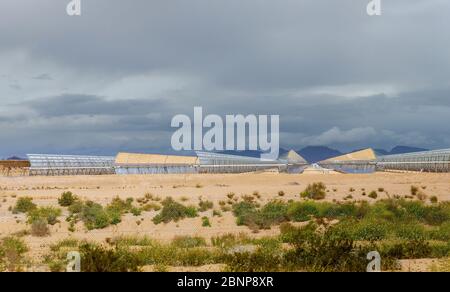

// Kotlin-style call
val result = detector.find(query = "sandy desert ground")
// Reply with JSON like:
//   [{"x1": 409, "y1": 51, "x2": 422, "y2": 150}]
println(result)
[{"x1": 0, "y1": 171, "x2": 449, "y2": 271}]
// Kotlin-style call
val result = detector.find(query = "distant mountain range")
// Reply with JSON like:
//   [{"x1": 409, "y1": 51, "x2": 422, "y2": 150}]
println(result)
[
  {"x1": 219, "y1": 145, "x2": 429, "y2": 164},
  {"x1": 2, "y1": 156, "x2": 27, "y2": 161}
]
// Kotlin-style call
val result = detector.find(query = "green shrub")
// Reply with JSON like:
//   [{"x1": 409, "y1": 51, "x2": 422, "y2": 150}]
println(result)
[
  {"x1": 0, "y1": 237, "x2": 29, "y2": 272},
  {"x1": 410, "y1": 185, "x2": 419, "y2": 196},
  {"x1": 172, "y1": 236, "x2": 207, "y2": 248},
  {"x1": 152, "y1": 197, "x2": 198, "y2": 224},
  {"x1": 211, "y1": 234, "x2": 242, "y2": 249},
  {"x1": 131, "y1": 207, "x2": 142, "y2": 216},
  {"x1": 300, "y1": 183, "x2": 326, "y2": 200},
  {"x1": 368, "y1": 191, "x2": 378, "y2": 199},
  {"x1": 198, "y1": 200, "x2": 214, "y2": 212},
  {"x1": 258, "y1": 201, "x2": 289, "y2": 226},
  {"x1": 287, "y1": 201, "x2": 319, "y2": 222},
  {"x1": 202, "y1": 216, "x2": 211, "y2": 227},
  {"x1": 68, "y1": 200, "x2": 84, "y2": 214},
  {"x1": 281, "y1": 223, "x2": 371, "y2": 272},
  {"x1": 222, "y1": 247, "x2": 283, "y2": 272},
  {"x1": 353, "y1": 220, "x2": 389, "y2": 241},
  {"x1": 58, "y1": 191, "x2": 78, "y2": 207},
  {"x1": 106, "y1": 197, "x2": 133, "y2": 214},
  {"x1": 233, "y1": 201, "x2": 288, "y2": 229},
  {"x1": 429, "y1": 222, "x2": 450, "y2": 241},
  {"x1": 380, "y1": 239, "x2": 432, "y2": 260},
  {"x1": 141, "y1": 203, "x2": 161, "y2": 212},
  {"x1": 81, "y1": 201, "x2": 111, "y2": 230},
  {"x1": 393, "y1": 223, "x2": 427, "y2": 240},
  {"x1": 30, "y1": 218, "x2": 50, "y2": 237},
  {"x1": 13, "y1": 197, "x2": 36, "y2": 214},
  {"x1": 79, "y1": 243, "x2": 143, "y2": 272},
  {"x1": 27, "y1": 207, "x2": 62, "y2": 226}
]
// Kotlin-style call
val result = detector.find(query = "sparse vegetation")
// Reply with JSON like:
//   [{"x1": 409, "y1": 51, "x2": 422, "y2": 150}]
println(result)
[
  {"x1": 201, "y1": 216, "x2": 211, "y2": 227},
  {"x1": 28, "y1": 206, "x2": 62, "y2": 226},
  {"x1": 30, "y1": 218, "x2": 50, "y2": 237},
  {"x1": 152, "y1": 197, "x2": 198, "y2": 224},
  {"x1": 198, "y1": 200, "x2": 214, "y2": 212},
  {"x1": 58, "y1": 191, "x2": 78, "y2": 207},
  {"x1": 0, "y1": 237, "x2": 29, "y2": 272},
  {"x1": 368, "y1": 191, "x2": 378, "y2": 199},
  {"x1": 300, "y1": 183, "x2": 326, "y2": 200},
  {"x1": 13, "y1": 197, "x2": 36, "y2": 214}
]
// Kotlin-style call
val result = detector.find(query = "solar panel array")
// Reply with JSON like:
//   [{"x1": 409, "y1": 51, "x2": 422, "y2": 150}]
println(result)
[
  {"x1": 27, "y1": 154, "x2": 115, "y2": 176},
  {"x1": 196, "y1": 151, "x2": 290, "y2": 173},
  {"x1": 376, "y1": 149, "x2": 450, "y2": 172}
]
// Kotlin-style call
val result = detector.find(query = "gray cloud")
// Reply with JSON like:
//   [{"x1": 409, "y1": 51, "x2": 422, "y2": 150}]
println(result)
[
  {"x1": 32, "y1": 73, "x2": 53, "y2": 81},
  {"x1": 0, "y1": 0, "x2": 450, "y2": 156}
]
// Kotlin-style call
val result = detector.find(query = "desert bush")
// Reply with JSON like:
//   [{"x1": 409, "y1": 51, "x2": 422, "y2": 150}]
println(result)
[
  {"x1": 137, "y1": 244, "x2": 220, "y2": 267},
  {"x1": 430, "y1": 196, "x2": 438, "y2": 204},
  {"x1": 227, "y1": 193, "x2": 235, "y2": 199},
  {"x1": 368, "y1": 191, "x2": 378, "y2": 199},
  {"x1": 202, "y1": 216, "x2": 211, "y2": 227},
  {"x1": 141, "y1": 203, "x2": 161, "y2": 212},
  {"x1": 58, "y1": 191, "x2": 78, "y2": 207},
  {"x1": 30, "y1": 218, "x2": 50, "y2": 237},
  {"x1": 68, "y1": 200, "x2": 84, "y2": 214},
  {"x1": 278, "y1": 191, "x2": 285, "y2": 197},
  {"x1": 410, "y1": 185, "x2": 419, "y2": 196},
  {"x1": 13, "y1": 197, "x2": 36, "y2": 214},
  {"x1": 393, "y1": 223, "x2": 427, "y2": 240},
  {"x1": 130, "y1": 207, "x2": 142, "y2": 216},
  {"x1": 106, "y1": 197, "x2": 133, "y2": 215},
  {"x1": 287, "y1": 201, "x2": 319, "y2": 222},
  {"x1": 233, "y1": 201, "x2": 288, "y2": 230},
  {"x1": 222, "y1": 247, "x2": 283, "y2": 272},
  {"x1": 352, "y1": 219, "x2": 389, "y2": 241},
  {"x1": 380, "y1": 239, "x2": 432, "y2": 260},
  {"x1": 300, "y1": 183, "x2": 326, "y2": 200},
  {"x1": 172, "y1": 236, "x2": 207, "y2": 248},
  {"x1": 429, "y1": 222, "x2": 450, "y2": 241},
  {"x1": 0, "y1": 237, "x2": 29, "y2": 272},
  {"x1": 152, "y1": 197, "x2": 198, "y2": 224},
  {"x1": 78, "y1": 243, "x2": 143, "y2": 272},
  {"x1": 281, "y1": 223, "x2": 371, "y2": 272},
  {"x1": 80, "y1": 201, "x2": 111, "y2": 230},
  {"x1": 211, "y1": 234, "x2": 242, "y2": 249},
  {"x1": 258, "y1": 201, "x2": 289, "y2": 227},
  {"x1": 198, "y1": 200, "x2": 214, "y2": 212},
  {"x1": 27, "y1": 206, "x2": 62, "y2": 226}
]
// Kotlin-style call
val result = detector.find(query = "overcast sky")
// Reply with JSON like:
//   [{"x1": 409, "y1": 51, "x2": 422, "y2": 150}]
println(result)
[{"x1": 1, "y1": 0, "x2": 449, "y2": 157}]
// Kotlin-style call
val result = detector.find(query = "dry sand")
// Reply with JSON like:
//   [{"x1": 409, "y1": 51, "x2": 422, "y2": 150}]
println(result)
[{"x1": 0, "y1": 172, "x2": 449, "y2": 271}]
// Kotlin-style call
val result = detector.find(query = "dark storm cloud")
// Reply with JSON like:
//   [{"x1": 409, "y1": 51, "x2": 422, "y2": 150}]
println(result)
[
  {"x1": 0, "y1": 0, "x2": 450, "y2": 156},
  {"x1": 32, "y1": 73, "x2": 53, "y2": 81},
  {"x1": 24, "y1": 94, "x2": 169, "y2": 117}
]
